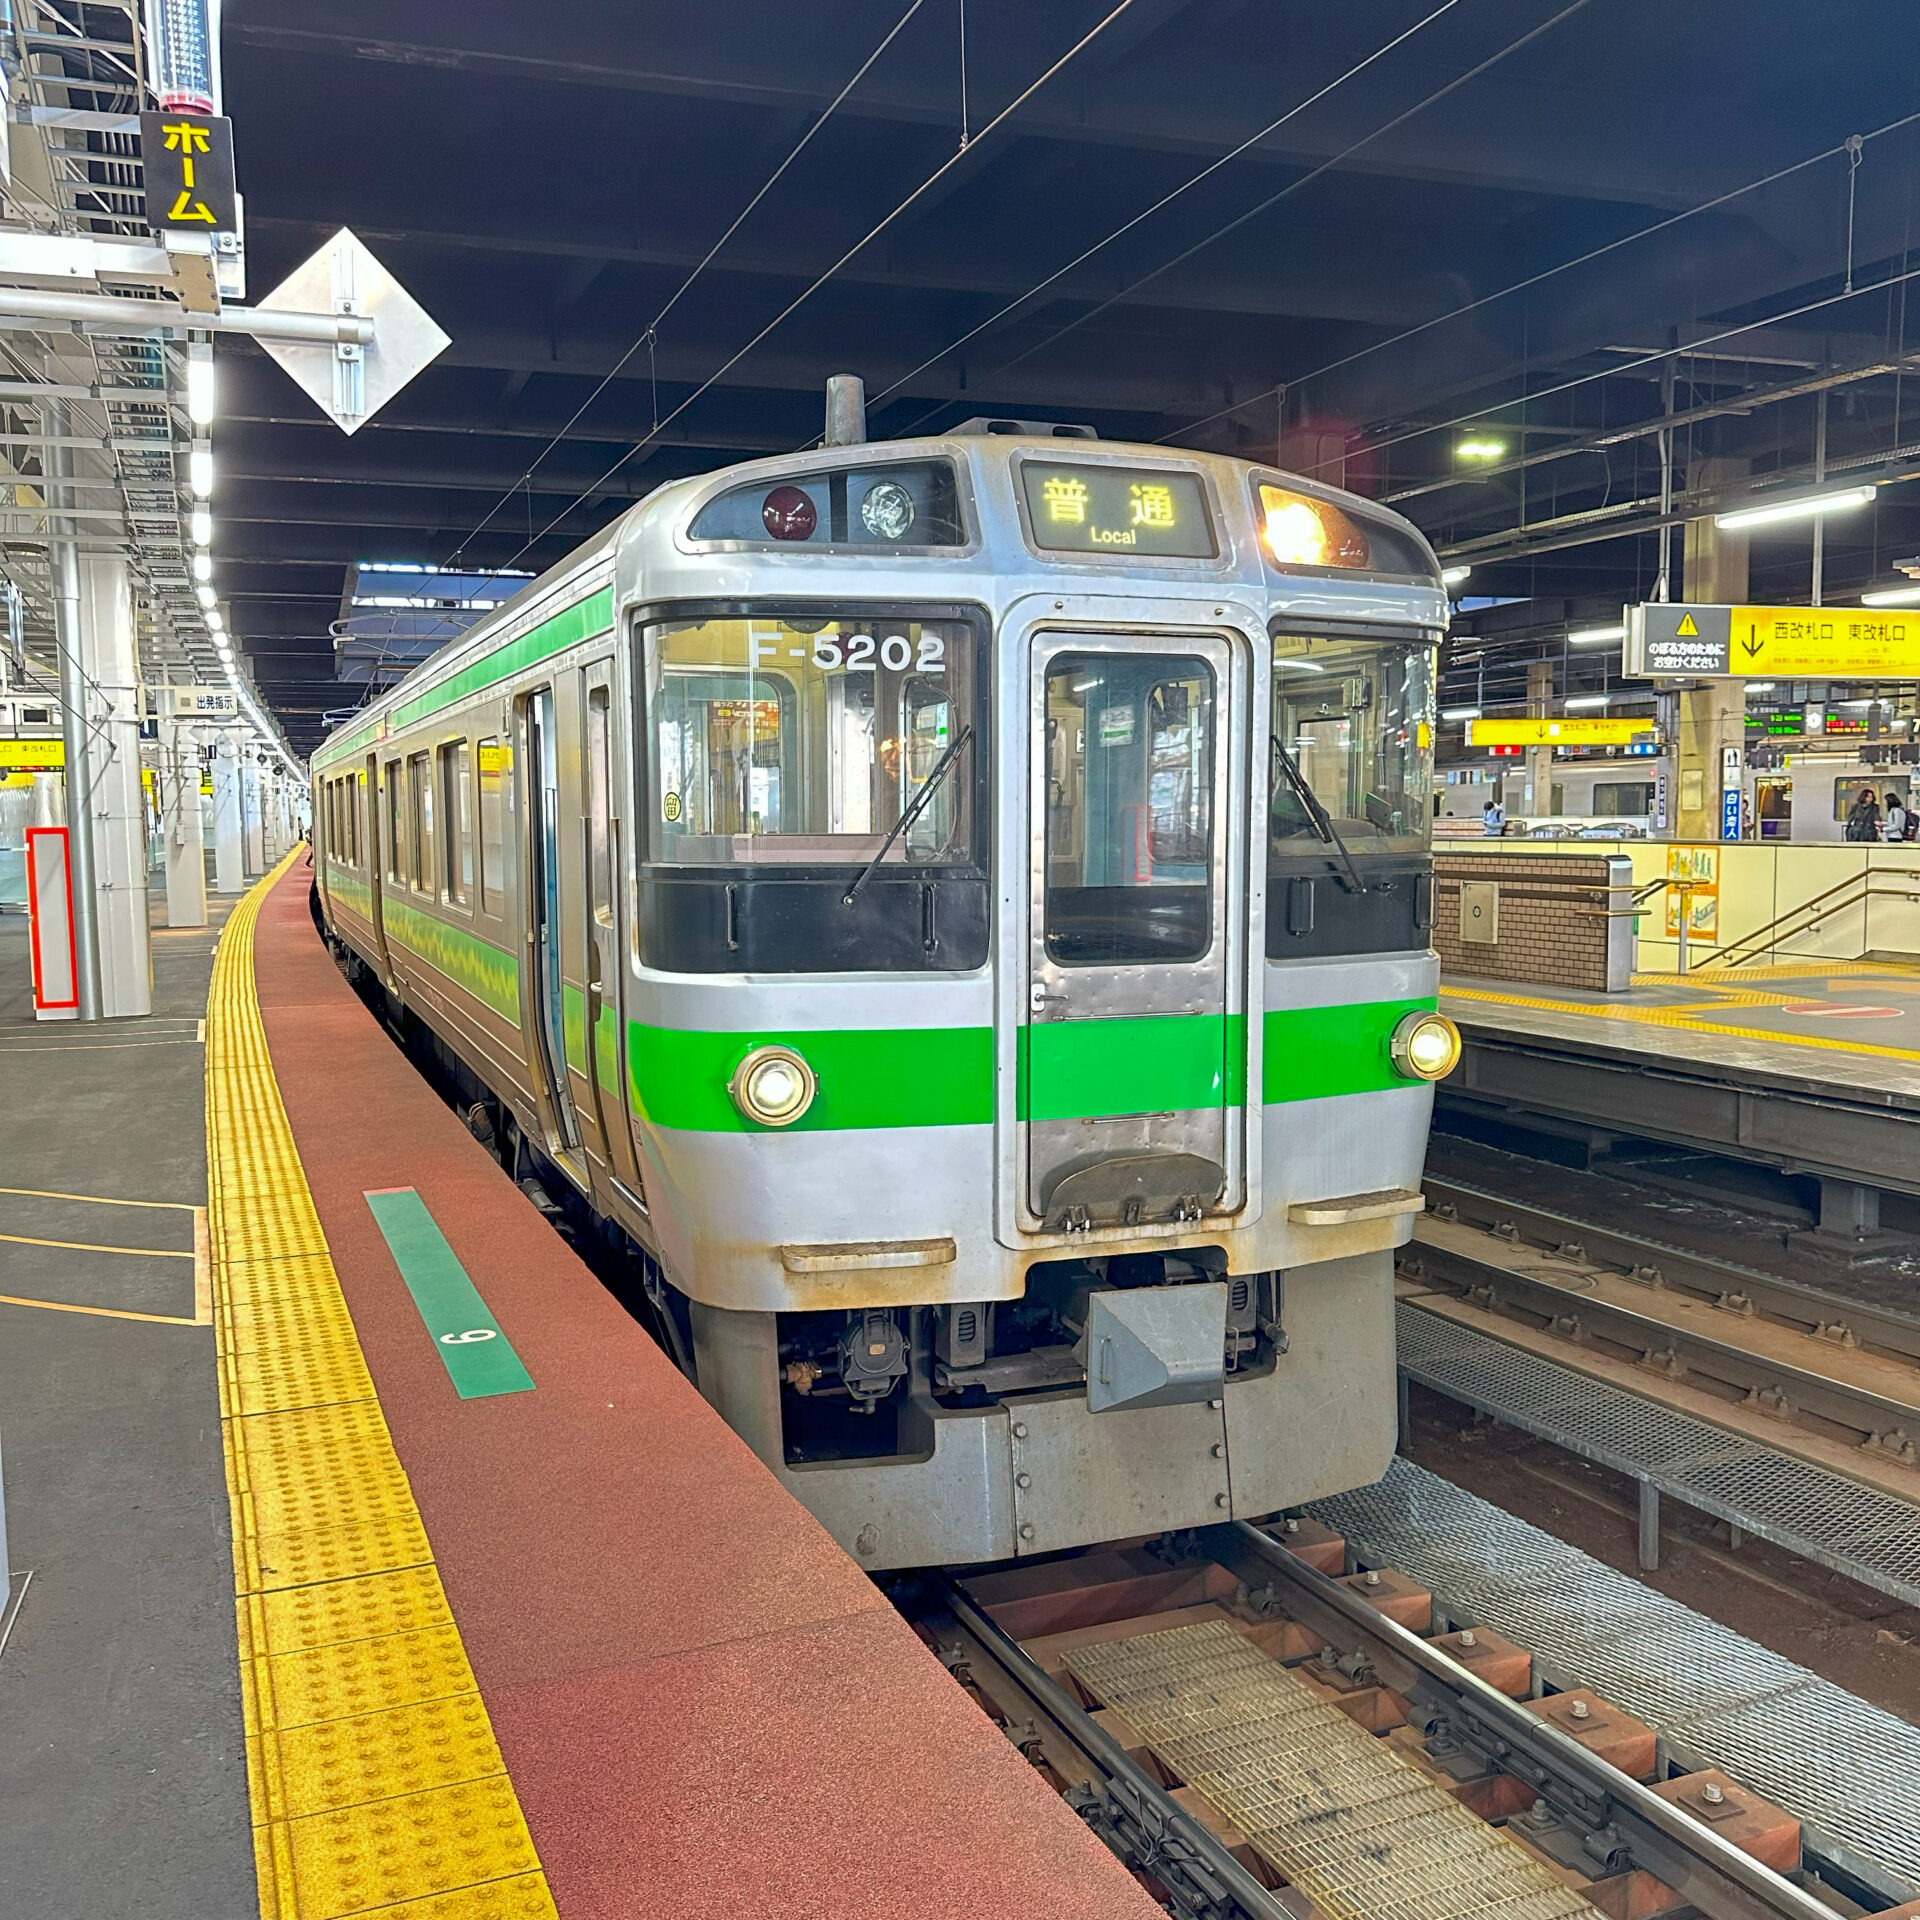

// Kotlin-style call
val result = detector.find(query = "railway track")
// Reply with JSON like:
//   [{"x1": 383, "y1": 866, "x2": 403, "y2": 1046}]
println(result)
[
  {"x1": 914, "y1": 1518, "x2": 1894, "y2": 1920},
  {"x1": 1406, "y1": 1177, "x2": 1920, "y2": 1482}
]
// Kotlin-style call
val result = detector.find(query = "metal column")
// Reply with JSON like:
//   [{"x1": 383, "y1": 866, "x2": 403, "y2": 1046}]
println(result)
[
  {"x1": 49, "y1": 406, "x2": 100, "y2": 1020},
  {"x1": 212, "y1": 731, "x2": 243, "y2": 892},
  {"x1": 162, "y1": 717, "x2": 207, "y2": 928},
  {"x1": 78, "y1": 553, "x2": 152, "y2": 1015},
  {"x1": 242, "y1": 749, "x2": 263, "y2": 876}
]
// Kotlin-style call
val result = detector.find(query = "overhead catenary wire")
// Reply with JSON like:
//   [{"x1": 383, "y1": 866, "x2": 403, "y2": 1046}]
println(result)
[
  {"x1": 862, "y1": 0, "x2": 1466, "y2": 419},
  {"x1": 1164, "y1": 104, "x2": 1920, "y2": 451},
  {"x1": 448, "y1": 0, "x2": 930, "y2": 566},
  {"x1": 892, "y1": 0, "x2": 1598, "y2": 436},
  {"x1": 496, "y1": 0, "x2": 1146, "y2": 572}
]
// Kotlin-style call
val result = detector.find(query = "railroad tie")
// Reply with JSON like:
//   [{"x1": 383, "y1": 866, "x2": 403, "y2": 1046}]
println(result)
[{"x1": 1065, "y1": 1619, "x2": 1603, "y2": 1920}]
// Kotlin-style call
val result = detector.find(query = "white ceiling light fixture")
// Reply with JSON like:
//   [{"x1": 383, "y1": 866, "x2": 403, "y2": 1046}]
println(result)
[
  {"x1": 189, "y1": 445, "x2": 213, "y2": 498},
  {"x1": 185, "y1": 344, "x2": 216, "y2": 427},
  {"x1": 1568, "y1": 625, "x2": 1625, "y2": 647},
  {"x1": 1440, "y1": 705, "x2": 1482, "y2": 721},
  {"x1": 1564, "y1": 694, "x2": 1612, "y2": 710},
  {"x1": 207, "y1": 608, "x2": 224, "y2": 632},
  {"x1": 1456, "y1": 437, "x2": 1506, "y2": 462},
  {"x1": 192, "y1": 551, "x2": 213, "y2": 583},
  {"x1": 1441, "y1": 565, "x2": 1472, "y2": 587},
  {"x1": 190, "y1": 507, "x2": 212, "y2": 547},
  {"x1": 195, "y1": 582, "x2": 216, "y2": 609},
  {"x1": 1716, "y1": 485, "x2": 1876, "y2": 531},
  {"x1": 1861, "y1": 584, "x2": 1920, "y2": 607}
]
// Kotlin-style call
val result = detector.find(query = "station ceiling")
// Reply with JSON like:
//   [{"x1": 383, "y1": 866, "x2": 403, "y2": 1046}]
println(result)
[{"x1": 221, "y1": 0, "x2": 1920, "y2": 750}]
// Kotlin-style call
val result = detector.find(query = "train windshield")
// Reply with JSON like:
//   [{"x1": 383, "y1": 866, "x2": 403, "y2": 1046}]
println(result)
[
  {"x1": 1270, "y1": 631, "x2": 1434, "y2": 856},
  {"x1": 643, "y1": 613, "x2": 976, "y2": 866}
]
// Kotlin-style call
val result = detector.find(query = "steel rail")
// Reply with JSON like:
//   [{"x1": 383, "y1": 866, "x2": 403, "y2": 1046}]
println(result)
[
  {"x1": 1406, "y1": 1233, "x2": 1920, "y2": 1451},
  {"x1": 1425, "y1": 1176, "x2": 1920, "y2": 1364},
  {"x1": 934, "y1": 1578, "x2": 1291, "y2": 1920},
  {"x1": 1205, "y1": 1523, "x2": 1843, "y2": 1920}
]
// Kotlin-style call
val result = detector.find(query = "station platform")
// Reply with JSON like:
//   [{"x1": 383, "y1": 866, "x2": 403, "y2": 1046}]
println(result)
[
  {"x1": 6, "y1": 858, "x2": 1156, "y2": 1919},
  {"x1": 1441, "y1": 961, "x2": 1920, "y2": 1207}
]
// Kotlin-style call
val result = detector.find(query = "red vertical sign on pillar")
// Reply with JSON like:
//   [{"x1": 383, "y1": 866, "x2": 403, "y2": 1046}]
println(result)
[{"x1": 25, "y1": 825, "x2": 78, "y2": 1016}]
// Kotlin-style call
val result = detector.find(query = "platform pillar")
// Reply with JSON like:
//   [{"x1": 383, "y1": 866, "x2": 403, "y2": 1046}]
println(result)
[
  {"x1": 212, "y1": 731, "x2": 244, "y2": 893},
  {"x1": 1524, "y1": 659, "x2": 1556, "y2": 817},
  {"x1": 161, "y1": 716, "x2": 207, "y2": 928},
  {"x1": 242, "y1": 749, "x2": 264, "y2": 876},
  {"x1": 1673, "y1": 681, "x2": 1745, "y2": 842},
  {"x1": 69, "y1": 553, "x2": 151, "y2": 1017}
]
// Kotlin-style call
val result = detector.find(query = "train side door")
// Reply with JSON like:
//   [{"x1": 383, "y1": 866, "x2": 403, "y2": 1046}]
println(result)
[
  {"x1": 582, "y1": 656, "x2": 646, "y2": 1206},
  {"x1": 362, "y1": 754, "x2": 390, "y2": 974},
  {"x1": 1024, "y1": 631, "x2": 1245, "y2": 1233},
  {"x1": 521, "y1": 685, "x2": 586, "y2": 1171}
]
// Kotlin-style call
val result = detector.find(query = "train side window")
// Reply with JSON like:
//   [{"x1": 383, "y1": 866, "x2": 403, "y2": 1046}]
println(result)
[
  {"x1": 439, "y1": 740, "x2": 471, "y2": 904},
  {"x1": 478, "y1": 737, "x2": 506, "y2": 909},
  {"x1": 408, "y1": 752, "x2": 433, "y2": 892},
  {"x1": 586, "y1": 688, "x2": 613, "y2": 926},
  {"x1": 384, "y1": 763, "x2": 404, "y2": 882},
  {"x1": 353, "y1": 771, "x2": 365, "y2": 867}
]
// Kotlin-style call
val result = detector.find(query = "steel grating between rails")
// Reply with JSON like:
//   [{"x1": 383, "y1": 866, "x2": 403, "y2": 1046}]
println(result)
[
  {"x1": 1395, "y1": 1301, "x2": 1920, "y2": 1600},
  {"x1": 1309, "y1": 1455, "x2": 1920, "y2": 1897}
]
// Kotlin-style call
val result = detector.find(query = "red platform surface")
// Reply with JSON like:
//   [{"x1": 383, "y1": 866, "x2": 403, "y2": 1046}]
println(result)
[{"x1": 252, "y1": 867, "x2": 1155, "y2": 1918}]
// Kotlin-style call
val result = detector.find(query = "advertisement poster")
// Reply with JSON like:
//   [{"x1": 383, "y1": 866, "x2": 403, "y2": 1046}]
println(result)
[{"x1": 1663, "y1": 844, "x2": 1719, "y2": 942}]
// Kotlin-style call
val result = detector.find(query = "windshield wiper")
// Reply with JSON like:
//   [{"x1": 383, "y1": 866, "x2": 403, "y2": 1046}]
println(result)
[
  {"x1": 843, "y1": 724, "x2": 975, "y2": 907},
  {"x1": 1272, "y1": 733, "x2": 1368, "y2": 894}
]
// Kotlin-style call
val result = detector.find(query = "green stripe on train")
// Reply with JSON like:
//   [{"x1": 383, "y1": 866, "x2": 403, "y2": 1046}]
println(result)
[
  {"x1": 625, "y1": 998, "x2": 1434, "y2": 1133},
  {"x1": 316, "y1": 585, "x2": 614, "y2": 766},
  {"x1": 379, "y1": 895, "x2": 520, "y2": 1022}
]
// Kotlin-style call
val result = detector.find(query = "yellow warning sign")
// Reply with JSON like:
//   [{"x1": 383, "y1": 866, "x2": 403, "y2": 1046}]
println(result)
[
  {"x1": 1676, "y1": 613, "x2": 1699, "y2": 636},
  {"x1": 1466, "y1": 717, "x2": 1659, "y2": 747}
]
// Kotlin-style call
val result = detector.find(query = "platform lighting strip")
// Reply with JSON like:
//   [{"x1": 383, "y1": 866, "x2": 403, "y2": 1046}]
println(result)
[
  {"x1": 186, "y1": 345, "x2": 307, "y2": 788},
  {"x1": 1861, "y1": 584, "x2": 1920, "y2": 607},
  {"x1": 1567, "y1": 625, "x2": 1624, "y2": 647},
  {"x1": 1715, "y1": 485, "x2": 1876, "y2": 530}
]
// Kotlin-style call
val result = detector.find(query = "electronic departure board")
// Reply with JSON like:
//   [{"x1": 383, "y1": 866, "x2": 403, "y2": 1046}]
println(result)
[{"x1": 1019, "y1": 462, "x2": 1215, "y2": 558}]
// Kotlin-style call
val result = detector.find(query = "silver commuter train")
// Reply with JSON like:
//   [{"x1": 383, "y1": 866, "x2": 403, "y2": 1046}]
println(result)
[{"x1": 310, "y1": 401, "x2": 1460, "y2": 1570}]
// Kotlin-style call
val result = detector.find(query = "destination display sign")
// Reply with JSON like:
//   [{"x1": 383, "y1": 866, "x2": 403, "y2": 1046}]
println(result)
[
  {"x1": 1628, "y1": 601, "x2": 1920, "y2": 678},
  {"x1": 1019, "y1": 462, "x2": 1215, "y2": 558},
  {"x1": 1465, "y1": 717, "x2": 1659, "y2": 747}
]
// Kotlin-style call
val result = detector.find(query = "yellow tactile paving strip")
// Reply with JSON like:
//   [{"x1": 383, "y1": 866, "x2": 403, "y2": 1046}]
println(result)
[{"x1": 206, "y1": 857, "x2": 559, "y2": 1920}]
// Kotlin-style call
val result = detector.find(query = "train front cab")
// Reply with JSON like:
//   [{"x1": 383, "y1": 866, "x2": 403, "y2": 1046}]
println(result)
[{"x1": 666, "y1": 558, "x2": 1448, "y2": 1570}]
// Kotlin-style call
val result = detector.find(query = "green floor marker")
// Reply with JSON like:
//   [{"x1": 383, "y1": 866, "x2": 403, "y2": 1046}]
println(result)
[{"x1": 364, "y1": 1187, "x2": 535, "y2": 1399}]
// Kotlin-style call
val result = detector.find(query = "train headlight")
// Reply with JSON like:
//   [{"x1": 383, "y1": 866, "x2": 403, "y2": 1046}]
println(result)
[
  {"x1": 1390, "y1": 1011, "x2": 1461, "y2": 1082},
  {"x1": 1257, "y1": 484, "x2": 1371, "y2": 570},
  {"x1": 729, "y1": 1045, "x2": 817, "y2": 1126}
]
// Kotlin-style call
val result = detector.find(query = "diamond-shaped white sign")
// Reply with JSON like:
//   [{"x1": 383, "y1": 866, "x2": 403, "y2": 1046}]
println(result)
[{"x1": 255, "y1": 227, "x2": 449, "y2": 435}]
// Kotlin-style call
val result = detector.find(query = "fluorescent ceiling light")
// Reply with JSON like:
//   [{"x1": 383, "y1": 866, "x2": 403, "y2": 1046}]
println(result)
[
  {"x1": 1861, "y1": 583, "x2": 1920, "y2": 607},
  {"x1": 1745, "y1": 681, "x2": 1775, "y2": 693},
  {"x1": 1456, "y1": 437, "x2": 1506, "y2": 461},
  {"x1": 1564, "y1": 694, "x2": 1611, "y2": 710},
  {"x1": 1715, "y1": 485, "x2": 1876, "y2": 530},
  {"x1": 185, "y1": 350, "x2": 215, "y2": 426},
  {"x1": 193, "y1": 551, "x2": 212, "y2": 583},
  {"x1": 1568, "y1": 625, "x2": 1624, "y2": 646},
  {"x1": 1441, "y1": 565, "x2": 1471, "y2": 586},
  {"x1": 1273, "y1": 658, "x2": 1327, "y2": 674},
  {"x1": 195, "y1": 582, "x2": 216, "y2": 608},
  {"x1": 188, "y1": 445, "x2": 213, "y2": 498},
  {"x1": 190, "y1": 507, "x2": 212, "y2": 547},
  {"x1": 1440, "y1": 705, "x2": 1482, "y2": 721}
]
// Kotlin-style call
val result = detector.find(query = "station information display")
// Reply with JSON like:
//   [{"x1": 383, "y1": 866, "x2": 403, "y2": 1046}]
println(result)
[
  {"x1": 1020, "y1": 462, "x2": 1215, "y2": 557},
  {"x1": 1465, "y1": 717, "x2": 1659, "y2": 747},
  {"x1": 1629, "y1": 601, "x2": 1920, "y2": 678}
]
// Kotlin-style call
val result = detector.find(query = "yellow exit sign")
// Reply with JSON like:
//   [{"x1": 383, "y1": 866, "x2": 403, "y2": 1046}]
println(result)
[
  {"x1": 1466, "y1": 717, "x2": 1658, "y2": 747},
  {"x1": 0, "y1": 737, "x2": 62, "y2": 770}
]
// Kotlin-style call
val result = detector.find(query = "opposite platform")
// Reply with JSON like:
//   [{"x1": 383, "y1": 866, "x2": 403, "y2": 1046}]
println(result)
[{"x1": 220, "y1": 858, "x2": 1153, "y2": 1918}]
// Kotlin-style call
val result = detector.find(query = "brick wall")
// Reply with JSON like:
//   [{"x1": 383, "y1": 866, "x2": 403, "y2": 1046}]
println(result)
[{"x1": 1434, "y1": 849, "x2": 1635, "y2": 992}]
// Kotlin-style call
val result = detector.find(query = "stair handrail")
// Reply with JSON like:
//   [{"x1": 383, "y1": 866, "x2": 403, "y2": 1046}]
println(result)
[{"x1": 1699, "y1": 863, "x2": 1920, "y2": 969}]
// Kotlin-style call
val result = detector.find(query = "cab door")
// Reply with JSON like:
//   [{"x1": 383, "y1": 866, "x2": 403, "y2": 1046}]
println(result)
[
  {"x1": 1024, "y1": 631, "x2": 1244, "y2": 1233},
  {"x1": 362, "y1": 755, "x2": 390, "y2": 975},
  {"x1": 582, "y1": 656, "x2": 646, "y2": 1209}
]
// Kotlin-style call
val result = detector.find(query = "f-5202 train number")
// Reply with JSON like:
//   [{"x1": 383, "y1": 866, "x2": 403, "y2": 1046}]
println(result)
[{"x1": 809, "y1": 632, "x2": 946, "y2": 673}]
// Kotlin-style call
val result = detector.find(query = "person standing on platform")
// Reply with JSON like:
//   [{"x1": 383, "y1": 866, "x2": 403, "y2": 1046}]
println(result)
[
  {"x1": 1884, "y1": 792, "x2": 1909, "y2": 842},
  {"x1": 1845, "y1": 788, "x2": 1882, "y2": 841},
  {"x1": 1482, "y1": 797, "x2": 1506, "y2": 837}
]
